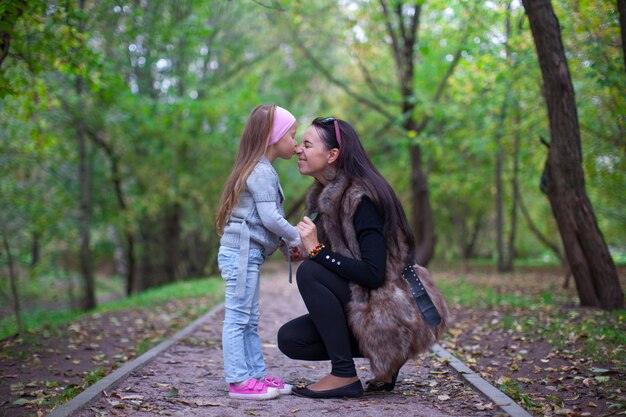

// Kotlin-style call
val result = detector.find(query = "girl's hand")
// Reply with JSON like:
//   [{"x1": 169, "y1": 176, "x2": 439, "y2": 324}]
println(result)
[
  {"x1": 289, "y1": 245, "x2": 305, "y2": 261},
  {"x1": 278, "y1": 239, "x2": 289, "y2": 259},
  {"x1": 296, "y1": 216, "x2": 320, "y2": 253}
]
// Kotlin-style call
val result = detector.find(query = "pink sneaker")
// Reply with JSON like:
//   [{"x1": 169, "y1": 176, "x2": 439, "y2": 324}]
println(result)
[
  {"x1": 229, "y1": 378, "x2": 279, "y2": 400},
  {"x1": 262, "y1": 375, "x2": 293, "y2": 395}
]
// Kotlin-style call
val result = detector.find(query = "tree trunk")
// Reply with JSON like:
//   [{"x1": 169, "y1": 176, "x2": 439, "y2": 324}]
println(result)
[
  {"x1": 618, "y1": 0, "x2": 626, "y2": 71},
  {"x1": 523, "y1": 0, "x2": 624, "y2": 309},
  {"x1": 86, "y1": 129, "x2": 137, "y2": 296},
  {"x1": 31, "y1": 231, "x2": 40, "y2": 267},
  {"x1": 77, "y1": 77, "x2": 95, "y2": 310},
  {"x1": 163, "y1": 203, "x2": 182, "y2": 282},
  {"x1": 380, "y1": 0, "x2": 436, "y2": 265},
  {"x1": 497, "y1": 3, "x2": 515, "y2": 272},
  {"x1": 409, "y1": 144, "x2": 436, "y2": 265},
  {"x1": 495, "y1": 98, "x2": 508, "y2": 271},
  {"x1": 2, "y1": 225, "x2": 23, "y2": 335},
  {"x1": 125, "y1": 234, "x2": 136, "y2": 293},
  {"x1": 75, "y1": 0, "x2": 95, "y2": 310},
  {"x1": 505, "y1": 112, "x2": 521, "y2": 271}
]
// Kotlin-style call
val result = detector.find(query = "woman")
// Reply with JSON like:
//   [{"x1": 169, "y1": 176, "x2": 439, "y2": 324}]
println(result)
[{"x1": 277, "y1": 117, "x2": 449, "y2": 399}]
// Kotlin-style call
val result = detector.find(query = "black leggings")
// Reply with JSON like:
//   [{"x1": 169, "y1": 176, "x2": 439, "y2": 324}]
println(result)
[{"x1": 277, "y1": 260, "x2": 363, "y2": 377}]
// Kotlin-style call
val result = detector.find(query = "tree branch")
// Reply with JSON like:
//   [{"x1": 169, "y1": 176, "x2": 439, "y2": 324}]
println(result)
[
  {"x1": 0, "y1": 0, "x2": 28, "y2": 70},
  {"x1": 251, "y1": 0, "x2": 286, "y2": 11},
  {"x1": 354, "y1": 54, "x2": 401, "y2": 106},
  {"x1": 288, "y1": 25, "x2": 395, "y2": 122},
  {"x1": 414, "y1": 41, "x2": 465, "y2": 133},
  {"x1": 517, "y1": 190, "x2": 565, "y2": 265},
  {"x1": 379, "y1": 0, "x2": 403, "y2": 72}
]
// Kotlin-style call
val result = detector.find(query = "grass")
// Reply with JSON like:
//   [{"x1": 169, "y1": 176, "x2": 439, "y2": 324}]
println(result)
[
  {"x1": 498, "y1": 378, "x2": 541, "y2": 410},
  {"x1": 540, "y1": 309, "x2": 626, "y2": 365},
  {"x1": 0, "y1": 276, "x2": 224, "y2": 340},
  {"x1": 437, "y1": 278, "x2": 549, "y2": 309},
  {"x1": 438, "y1": 272, "x2": 626, "y2": 370}
]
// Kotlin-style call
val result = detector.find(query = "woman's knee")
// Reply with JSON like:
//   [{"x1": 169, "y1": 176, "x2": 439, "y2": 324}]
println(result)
[
  {"x1": 277, "y1": 324, "x2": 296, "y2": 358},
  {"x1": 296, "y1": 260, "x2": 323, "y2": 287}
]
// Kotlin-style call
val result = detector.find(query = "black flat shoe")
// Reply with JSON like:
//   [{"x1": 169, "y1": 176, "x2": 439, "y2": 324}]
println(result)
[
  {"x1": 292, "y1": 380, "x2": 363, "y2": 398},
  {"x1": 365, "y1": 369, "x2": 400, "y2": 392}
]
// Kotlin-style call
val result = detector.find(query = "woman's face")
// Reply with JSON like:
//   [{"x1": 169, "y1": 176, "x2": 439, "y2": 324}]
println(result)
[{"x1": 297, "y1": 125, "x2": 334, "y2": 182}]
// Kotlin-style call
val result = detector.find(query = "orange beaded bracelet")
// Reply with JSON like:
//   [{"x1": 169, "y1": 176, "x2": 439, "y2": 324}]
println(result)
[{"x1": 307, "y1": 243, "x2": 325, "y2": 259}]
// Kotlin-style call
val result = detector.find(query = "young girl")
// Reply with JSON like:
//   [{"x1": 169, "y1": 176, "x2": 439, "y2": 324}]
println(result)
[{"x1": 215, "y1": 105, "x2": 300, "y2": 400}]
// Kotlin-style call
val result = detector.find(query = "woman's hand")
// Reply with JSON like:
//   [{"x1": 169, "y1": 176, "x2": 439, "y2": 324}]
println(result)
[{"x1": 296, "y1": 216, "x2": 320, "y2": 253}]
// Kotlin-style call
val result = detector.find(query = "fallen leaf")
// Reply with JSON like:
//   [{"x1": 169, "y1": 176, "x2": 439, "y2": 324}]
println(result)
[
  {"x1": 13, "y1": 398, "x2": 36, "y2": 406},
  {"x1": 495, "y1": 375, "x2": 511, "y2": 385},
  {"x1": 165, "y1": 387, "x2": 179, "y2": 398},
  {"x1": 474, "y1": 402, "x2": 495, "y2": 411},
  {"x1": 195, "y1": 400, "x2": 223, "y2": 406},
  {"x1": 120, "y1": 394, "x2": 144, "y2": 400},
  {"x1": 174, "y1": 398, "x2": 194, "y2": 405}
]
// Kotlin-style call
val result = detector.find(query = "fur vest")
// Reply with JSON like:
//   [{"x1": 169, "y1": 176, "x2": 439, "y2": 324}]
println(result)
[{"x1": 305, "y1": 173, "x2": 449, "y2": 380}]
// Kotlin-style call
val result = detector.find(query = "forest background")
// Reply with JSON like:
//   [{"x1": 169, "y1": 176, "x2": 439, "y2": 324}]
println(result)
[{"x1": 1, "y1": 0, "x2": 625, "y2": 330}]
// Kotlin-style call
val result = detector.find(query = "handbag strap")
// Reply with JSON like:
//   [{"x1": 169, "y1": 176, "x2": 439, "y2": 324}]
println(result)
[{"x1": 402, "y1": 264, "x2": 442, "y2": 326}]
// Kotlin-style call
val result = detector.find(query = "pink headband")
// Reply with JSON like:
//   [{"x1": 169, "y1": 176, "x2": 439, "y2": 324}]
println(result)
[{"x1": 269, "y1": 106, "x2": 296, "y2": 145}]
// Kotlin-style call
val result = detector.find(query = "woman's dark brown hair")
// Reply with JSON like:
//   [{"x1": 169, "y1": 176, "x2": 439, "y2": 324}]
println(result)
[{"x1": 311, "y1": 117, "x2": 417, "y2": 263}]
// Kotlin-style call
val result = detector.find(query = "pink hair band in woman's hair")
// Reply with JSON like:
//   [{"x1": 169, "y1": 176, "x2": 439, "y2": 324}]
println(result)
[
  {"x1": 268, "y1": 106, "x2": 296, "y2": 145},
  {"x1": 319, "y1": 117, "x2": 341, "y2": 149}
]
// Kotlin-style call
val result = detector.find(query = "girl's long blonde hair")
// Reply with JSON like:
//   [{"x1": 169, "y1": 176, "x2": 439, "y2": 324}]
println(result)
[{"x1": 215, "y1": 104, "x2": 276, "y2": 234}]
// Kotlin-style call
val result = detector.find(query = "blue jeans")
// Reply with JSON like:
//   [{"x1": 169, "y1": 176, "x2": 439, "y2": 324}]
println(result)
[{"x1": 218, "y1": 246, "x2": 266, "y2": 383}]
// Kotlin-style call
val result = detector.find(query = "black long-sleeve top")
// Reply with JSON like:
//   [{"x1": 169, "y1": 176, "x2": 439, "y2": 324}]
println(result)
[{"x1": 311, "y1": 198, "x2": 387, "y2": 289}]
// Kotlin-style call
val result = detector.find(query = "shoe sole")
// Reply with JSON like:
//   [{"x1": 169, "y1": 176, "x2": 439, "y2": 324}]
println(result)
[
  {"x1": 229, "y1": 392, "x2": 279, "y2": 400},
  {"x1": 263, "y1": 380, "x2": 293, "y2": 395},
  {"x1": 229, "y1": 387, "x2": 280, "y2": 400},
  {"x1": 291, "y1": 381, "x2": 363, "y2": 399}
]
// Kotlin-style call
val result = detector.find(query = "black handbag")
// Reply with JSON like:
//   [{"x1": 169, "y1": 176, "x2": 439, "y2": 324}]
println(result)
[{"x1": 401, "y1": 264, "x2": 442, "y2": 326}]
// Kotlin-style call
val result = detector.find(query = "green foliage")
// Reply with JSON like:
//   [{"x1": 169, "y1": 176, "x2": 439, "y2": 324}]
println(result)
[
  {"x1": 498, "y1": 378, "x2": 541, "y2": 410},
  {"x1": 541, "y1": 309, "x2": 626, "y2": 363},
  {"x1": 84, "y1": 367, "x2": 107, "y2": 387},
  {"x1": 438, "y1": 277, "x2": 550, "y2": 308},
  {"x1": 0, "y1": 0, "x2": 623, "y2": 312},
  {"x1": 98, "y1": 277, "x2": 223, "y2": 312},
  {"x1": 440, "y1": 271, "x2": 626, "y2": 369},
  {"x1": 0, "y1": 276, "x2": 223, "y2": 340}
]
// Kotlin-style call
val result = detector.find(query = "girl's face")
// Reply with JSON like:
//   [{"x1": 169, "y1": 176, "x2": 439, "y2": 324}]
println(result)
[
  {"x1": 297, "y1": 125, "x2": 336, "y2": 183},
  {"x1": 274, "y1": 124, "x2": 298, "y2": 160}
]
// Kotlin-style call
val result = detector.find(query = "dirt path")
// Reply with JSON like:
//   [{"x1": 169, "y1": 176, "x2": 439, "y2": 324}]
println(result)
[{"x1": 69, "y1": 263, "x2": 509, "y2": 417}]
